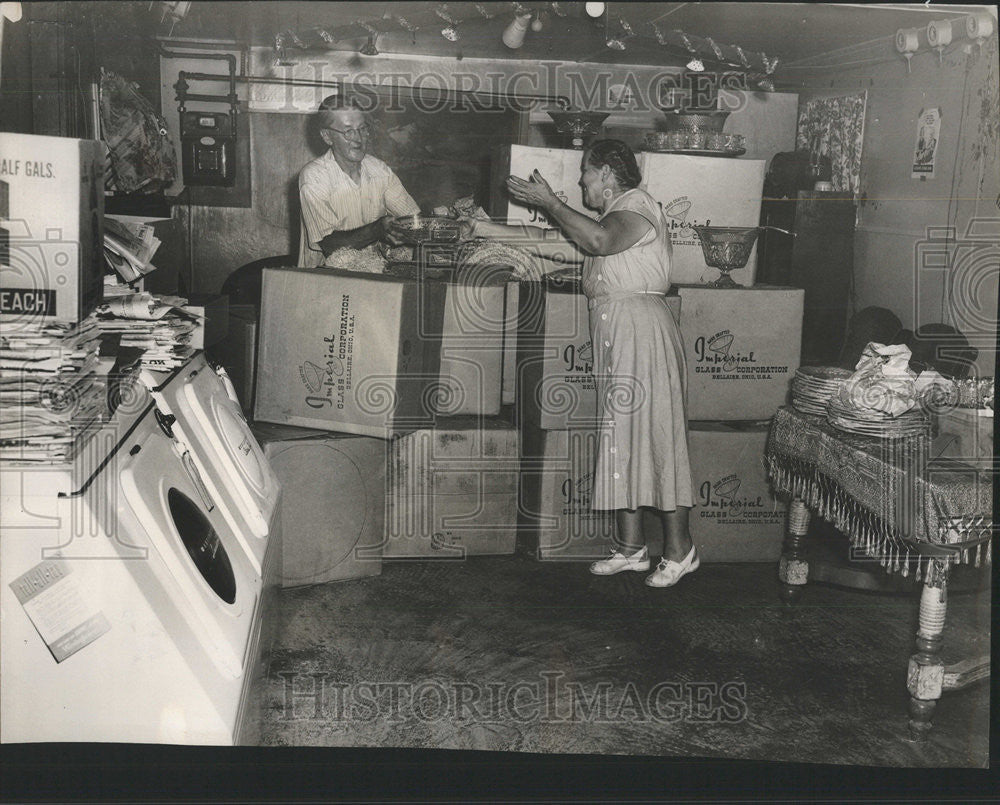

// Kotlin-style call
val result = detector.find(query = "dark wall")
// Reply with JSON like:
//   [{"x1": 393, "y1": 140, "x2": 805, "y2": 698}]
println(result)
[
  {"x1": 186, "y1": 100, "x2": 521, "y2": 294},
  {"x1": 1, "y1": 2, "x2": 161, "y2": 137}
]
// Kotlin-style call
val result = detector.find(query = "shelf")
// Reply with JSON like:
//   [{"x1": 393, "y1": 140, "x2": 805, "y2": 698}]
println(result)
[{"x1": 643, "y1": 148, "x2": 746, "y2": 158}]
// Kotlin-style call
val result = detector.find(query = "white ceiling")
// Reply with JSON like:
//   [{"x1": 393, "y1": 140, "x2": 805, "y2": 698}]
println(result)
[{"x1": 160, "y1": 2, "x2": 997, "y2": 72}]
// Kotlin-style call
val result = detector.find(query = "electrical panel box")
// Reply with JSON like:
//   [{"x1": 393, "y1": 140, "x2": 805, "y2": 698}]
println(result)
[{"x1": 180, "y1": 111, "x2": 236, "y2": 187}]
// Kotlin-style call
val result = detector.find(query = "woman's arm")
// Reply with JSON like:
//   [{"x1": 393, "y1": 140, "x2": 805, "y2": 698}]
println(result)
[
  {"x1": 464, "y1": 217, "x2": 584, "y2": 265},
  {"x1": 507, "y1": 171, "x2": 649, "y2": 256}
]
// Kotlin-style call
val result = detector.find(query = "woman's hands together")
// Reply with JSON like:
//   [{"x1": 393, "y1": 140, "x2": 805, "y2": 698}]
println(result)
[{"x1": 506, "y1": 169, "x2": 560, "y2": 213}]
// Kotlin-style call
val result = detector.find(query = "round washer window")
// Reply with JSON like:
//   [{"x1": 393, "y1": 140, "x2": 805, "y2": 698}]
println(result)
[{"x1": 168, "y1": 488, "x2": 237, "y2": 604}]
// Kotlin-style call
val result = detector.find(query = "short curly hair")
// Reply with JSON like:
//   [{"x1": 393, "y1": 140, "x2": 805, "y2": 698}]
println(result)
[
  {"x1": 585, "y1": 139, "x2": 642, "y2": 189},
  {"x1": 317, "y1": 93, "x2": 366, "y2": 113}
]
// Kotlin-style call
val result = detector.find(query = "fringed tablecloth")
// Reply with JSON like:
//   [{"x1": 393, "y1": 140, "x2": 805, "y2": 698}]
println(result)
[{"x1": 765, "y1": 407, "x2": 992, "y2": 580}]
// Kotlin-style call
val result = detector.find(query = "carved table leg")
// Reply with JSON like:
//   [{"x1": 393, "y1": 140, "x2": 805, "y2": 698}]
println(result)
[
  {"x1": 778, "y1": 497, "x2": 810, "y2": 603},
  {"x1": 906, "y1": 558, "x2": 949, "y2": 741}
]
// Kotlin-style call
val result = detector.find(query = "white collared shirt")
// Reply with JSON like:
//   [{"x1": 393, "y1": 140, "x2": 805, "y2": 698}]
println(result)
[{"x1": 298, "y1": 150, "x2": 419, "y2": 267}]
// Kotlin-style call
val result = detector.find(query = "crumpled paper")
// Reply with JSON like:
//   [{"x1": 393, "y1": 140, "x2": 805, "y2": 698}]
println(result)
[
  {"x1": 97, "y1": 292, "x2": 191, "y2": 321},
  {"x1": 913, "y1": 369, "x2": 959, "y2": 414},
  {"x1": 840, "y1": 342, "x2": 917, "y2": 416}
]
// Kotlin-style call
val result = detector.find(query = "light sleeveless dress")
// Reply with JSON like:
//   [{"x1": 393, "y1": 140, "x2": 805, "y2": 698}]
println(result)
[{"x1": 582, "y1": 188, "x2": 693, "y2": 512}]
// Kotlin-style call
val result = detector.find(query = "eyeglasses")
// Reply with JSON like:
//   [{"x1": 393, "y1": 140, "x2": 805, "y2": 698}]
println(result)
[{"x1": 326, "y1": 125, "x2": 370, "y2": 140}]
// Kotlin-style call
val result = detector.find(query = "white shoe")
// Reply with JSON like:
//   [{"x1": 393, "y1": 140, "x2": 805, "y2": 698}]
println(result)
[
  {"x1": 589, "y1": 546, "x2": 650, "y2": 576},
  {"x1": 644, "y1": 545, "x2": 700, "y2": 588}
]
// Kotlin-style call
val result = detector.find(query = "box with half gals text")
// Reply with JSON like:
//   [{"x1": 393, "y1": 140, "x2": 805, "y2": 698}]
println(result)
[{"x1": 0, "y1": 133, "x2": 104, "y2": 327}]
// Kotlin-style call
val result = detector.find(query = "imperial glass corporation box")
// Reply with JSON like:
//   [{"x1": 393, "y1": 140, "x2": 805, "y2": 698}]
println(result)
[
  {"x1": 385, "y1": 415, "x2": 519, "y2": 558},
  {"x1": 255, "y1": 267, "x2": 446, "y2": 439},
  {"x1": 516, "y1": 277, "x2": 681, "y2": 430},
  {"x1": 436, "y1": 281, "x2": 506, "y2": 417},
  {"x1": 643, "y1": 420, "x2": 788, "y2": 562},
  {"x1": 677, "y1": 285, "x2": 803, "y2": 421},
  {"x1": 0, "y1": 133, "x2": 104, "y2": 326},
  {"x1": 520, "y1": 420, "x2": 788, "y2": 562}
]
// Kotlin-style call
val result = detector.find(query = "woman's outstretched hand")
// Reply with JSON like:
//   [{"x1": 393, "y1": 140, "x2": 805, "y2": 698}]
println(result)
[
  {"x1": 506, "y1": 169, "x2": 559, "y2": 212},
  {"x1": 456, "y1": 215, "x2": 479, "y2": 241}
]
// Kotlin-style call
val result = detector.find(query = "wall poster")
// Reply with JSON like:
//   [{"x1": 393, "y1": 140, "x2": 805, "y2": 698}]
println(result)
[
  {"x1": 912, "y1": 107, "x2": 941, "y2": 179},
  {"x1": 795, "y1": 91, "x2": 867, "y2": 193}
]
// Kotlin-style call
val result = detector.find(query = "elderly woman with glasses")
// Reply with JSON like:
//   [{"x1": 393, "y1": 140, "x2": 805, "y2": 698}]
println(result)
[{"x1": 297, "y1": 94, "x2": 419, "y2": 268}]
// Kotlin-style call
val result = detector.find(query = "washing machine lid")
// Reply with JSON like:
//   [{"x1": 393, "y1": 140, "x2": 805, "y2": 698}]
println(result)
[{"x1": 142, "y1": 354, "x2": 280, "y2": 546}]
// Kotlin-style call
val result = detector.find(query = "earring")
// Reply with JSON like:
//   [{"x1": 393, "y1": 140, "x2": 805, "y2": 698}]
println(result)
[{"x1": 602, "y1": 188, "x2": 613, "y2": 200}]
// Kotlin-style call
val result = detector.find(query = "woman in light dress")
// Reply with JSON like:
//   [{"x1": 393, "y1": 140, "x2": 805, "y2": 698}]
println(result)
[{"x1": 462, "y1": 139, "x2": 696, "y2": 587}]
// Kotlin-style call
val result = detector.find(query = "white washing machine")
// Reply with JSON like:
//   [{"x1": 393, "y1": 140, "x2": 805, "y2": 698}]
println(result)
[
  {"x1": 140, "y1": 353, "x2": 280, "y2": 574},
  {"x1": 1, "y1": 392, "x2": 280, "y2": 745}
]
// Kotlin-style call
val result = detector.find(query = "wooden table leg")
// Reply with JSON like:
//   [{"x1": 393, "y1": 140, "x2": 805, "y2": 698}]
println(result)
[
  {"x1": 906, "y1": 557, "x2": 949, "y2": 741},
  {"x1": 778, "y1": 497, "x2": 810, "y2": 603}
]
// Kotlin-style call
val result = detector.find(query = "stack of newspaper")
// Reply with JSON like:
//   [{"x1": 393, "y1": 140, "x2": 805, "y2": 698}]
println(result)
[
  {"x1": 103, "y1": 216, "x2": 161, "y2": 282},
  {"x1": 94, "y1": 292, "x2": 197, "y2": 371},
  {"x1": 0, "y1": 316, "x2": 107, "y2": 464}
]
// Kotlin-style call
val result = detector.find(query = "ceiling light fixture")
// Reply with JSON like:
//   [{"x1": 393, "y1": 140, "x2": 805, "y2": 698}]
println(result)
[
  {"x1": 358, "y1": 21, "x2": 380, "y2": 55},
  {"x1": 680, "y1": 32, "x2": 704, "y2": 71},
  {"x1": 395, "y1": 15, "x2": 418, "y2": 44},
  {"x1": 158, "y1": 0, "x2": 190, "y2": 36},
  {"x1": 585, "y1": 2, "x2": 605, "y2": 18},
  {"x1": 502, "y1": 12, "x2": 532, "y2": 49},
  {"x1": 606, "y1": 15, "x2": 633, "y2": 50},
  {"x1": 435, "y1": 5, "x2": 460, "y2": 41},
  {"x1": 273, "y1": 32, "x2": 296, "y2": 67}
]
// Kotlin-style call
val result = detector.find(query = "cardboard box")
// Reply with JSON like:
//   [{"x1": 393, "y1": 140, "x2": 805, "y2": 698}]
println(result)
[
  {"x1": 502, "y1": 282, "x2": 519, "y2": 405},
  {"x1": 183, "y1": 293, "x2": 229, "y2": 350},
  {"x1": 516, "y1": 278, "x2": 596, "y2": 430},
  {"x1": 207, "y1": 304, "x2": 256, "y2": 415},
  {"x1": 517, "y1": 278, "x2": 681, "y2": 430},
  {"x1": 520, "y1": 421, "x2": 787, "y2": 562},
  {"x1": 638, "y1": 152, "x2": 766, "y2": 286},
  {"x1": 436, "y1": 282, "x2": 506, "y2": 416},
  {"x1": 643, "y1": 421, "x2": 788, "y2": 562},
  {"x1": 0, "y1": 134, "x2": 104, "y2": 326},
  {"x1": 497, "y1": 145, "x2": 588, "y2": 229},
  {"x1": 253, "y1": 422, "x2": 385, "y2": 587},
  {"x1": 385, "y1": 415, "x2": 519, "y2": 558},
  {"x1": 677, "y1": 285, "x2": 803, "y2": 421},
  {"x1": 518, "y1": 425, "x2": 615, "y2": 560},
  {"x1": 255, "y1": 267, "x2": 446, "y2": 438}
]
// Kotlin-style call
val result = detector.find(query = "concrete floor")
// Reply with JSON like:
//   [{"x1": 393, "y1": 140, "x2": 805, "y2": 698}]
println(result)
[{"x1": 259, "y1": 552, "x2": 990, "y2": 767}]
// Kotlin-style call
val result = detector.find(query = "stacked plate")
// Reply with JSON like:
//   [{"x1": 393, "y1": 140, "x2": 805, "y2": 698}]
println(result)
[
  {"x1": 827, "y1": 395, "x2": 929, "y2": 438},
  {"x1": 791, "y1": 366, "x2": 852, "y2": 416}
]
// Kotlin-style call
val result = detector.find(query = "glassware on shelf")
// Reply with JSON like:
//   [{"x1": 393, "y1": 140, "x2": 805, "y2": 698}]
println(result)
[
  {"x1": 706, "y1": 132, "x2": 727, "y2": 150},
  {"x1": 687, "y1": 131, "x2": 707, "y2": 150},
  {"x1": 666, "y1": 131, "x2": 687, "y2": 150}
]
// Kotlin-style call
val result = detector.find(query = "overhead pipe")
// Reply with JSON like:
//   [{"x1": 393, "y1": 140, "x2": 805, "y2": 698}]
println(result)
[
  {"x1": 160, "y1": 48, "x2": 238, "y2": 110},
  {"x1": 162, "y1": 70, "x2": 570, "y2": 110}
]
